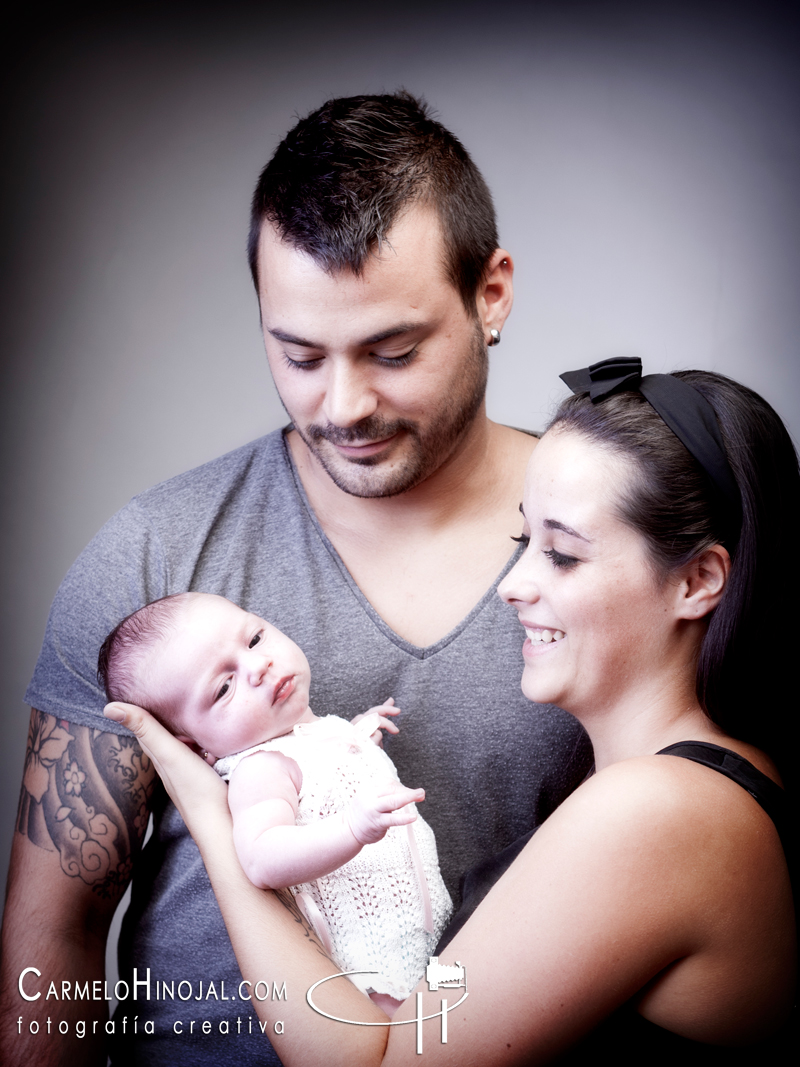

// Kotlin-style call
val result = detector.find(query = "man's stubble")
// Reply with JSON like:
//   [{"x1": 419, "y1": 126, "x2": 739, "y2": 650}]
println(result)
[{"x1": 285, "y1": 322, "x2": 489, "y2": 499}]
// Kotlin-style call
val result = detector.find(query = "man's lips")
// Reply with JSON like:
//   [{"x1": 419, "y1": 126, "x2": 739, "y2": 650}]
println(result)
[
  {"x1": 328, "y1": 433, "x2": 400, "y2": 459},
  {"x1": 271, "y1": 676, "x2": 295, "y2": 705}
]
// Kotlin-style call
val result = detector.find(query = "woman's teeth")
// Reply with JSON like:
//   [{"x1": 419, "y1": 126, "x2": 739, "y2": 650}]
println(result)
[{"x1": 525, "y1": 628, "x2": 565, "y2": 644}]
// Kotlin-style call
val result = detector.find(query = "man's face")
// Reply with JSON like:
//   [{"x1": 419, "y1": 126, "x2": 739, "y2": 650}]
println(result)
[{"x1": 256, "y1": 205, "x2": 489, "y2": 497}]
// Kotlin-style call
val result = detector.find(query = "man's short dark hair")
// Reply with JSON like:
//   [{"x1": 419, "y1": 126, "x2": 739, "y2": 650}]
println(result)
[{"x1": 248, "y1": 91, "x2": 499, "y2": 312}]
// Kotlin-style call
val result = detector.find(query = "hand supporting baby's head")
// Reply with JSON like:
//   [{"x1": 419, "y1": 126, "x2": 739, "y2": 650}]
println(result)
[{"x1": 98, "y1": 593, "x2": 314, "y2": 762}]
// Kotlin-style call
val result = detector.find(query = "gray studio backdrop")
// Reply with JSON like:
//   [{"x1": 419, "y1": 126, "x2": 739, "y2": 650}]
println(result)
[{"x1": 2, "y1": 0, "x2": 798, "y2": 947}]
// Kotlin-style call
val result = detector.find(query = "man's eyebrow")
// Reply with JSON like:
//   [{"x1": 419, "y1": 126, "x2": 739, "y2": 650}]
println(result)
[
  {"x1": 543, "y1": 518, "x2": 590, "y2": 542},
  {"x1": 360, "y1": 322, "x2": 426, "y2": 346},
  {"x1": 267, "y1": 328, "x2": 319, "y2": 348},
  {"x1": 267, "y1": 322, "x2": 426, "y2": 350}
]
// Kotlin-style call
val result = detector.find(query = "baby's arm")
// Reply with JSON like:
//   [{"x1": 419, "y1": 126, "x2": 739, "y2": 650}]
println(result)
[{"x1": 227, "y1": 750, "x2": 424, "y2": 890}]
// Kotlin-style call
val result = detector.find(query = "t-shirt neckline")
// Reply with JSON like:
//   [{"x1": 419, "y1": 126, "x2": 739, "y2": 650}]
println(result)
[{"x1": 279, "y1": 428, "x2": 523, "y2": 660}]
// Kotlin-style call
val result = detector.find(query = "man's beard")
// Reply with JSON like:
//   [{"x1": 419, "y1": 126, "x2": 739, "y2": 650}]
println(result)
[{"x1": 288, "y1": 325, "x2": 489, "y2": 498}]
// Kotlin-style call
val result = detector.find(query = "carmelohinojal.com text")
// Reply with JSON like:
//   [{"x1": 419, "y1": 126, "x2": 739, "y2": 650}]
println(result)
[{"x1": 16, "y1": 967, "x2": 287, "y2": 1038}]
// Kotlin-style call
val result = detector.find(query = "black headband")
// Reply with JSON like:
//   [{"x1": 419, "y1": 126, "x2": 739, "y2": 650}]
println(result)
[{"x1": 559, "y1": 356, "x2": 742, "y2": 536}]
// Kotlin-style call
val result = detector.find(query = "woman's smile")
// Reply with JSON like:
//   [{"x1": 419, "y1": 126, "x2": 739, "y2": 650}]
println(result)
[{"x1": 521, "y1": 626, "x2": 566, "y2": 647}]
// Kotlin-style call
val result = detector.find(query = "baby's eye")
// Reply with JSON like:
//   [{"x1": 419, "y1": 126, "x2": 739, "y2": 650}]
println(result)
[
  {"x1": 249, "y1": 631, "x2": 263, "y2": 649},
  {"x1": 215, "y1": 680, "x2": 231, "y2": 702}
]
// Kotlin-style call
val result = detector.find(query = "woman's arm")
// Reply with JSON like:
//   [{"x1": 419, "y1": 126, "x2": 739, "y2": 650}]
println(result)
[
  {"x1": 228, "y1": 750, "x2": 424, "y2": 888},
  {"x1": 104, "y1": 702, "x2": 792, "y2": 1066}
]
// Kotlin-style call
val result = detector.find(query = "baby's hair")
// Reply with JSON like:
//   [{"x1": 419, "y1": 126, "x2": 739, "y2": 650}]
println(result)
[{"x1": 97, "y1": 592, "x2": 199, "y2": 725}]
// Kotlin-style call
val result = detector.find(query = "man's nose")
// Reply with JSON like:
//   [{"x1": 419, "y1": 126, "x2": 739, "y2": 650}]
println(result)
[{"x1": 322, "y1": 358, "x2": 379, "y2": 428}]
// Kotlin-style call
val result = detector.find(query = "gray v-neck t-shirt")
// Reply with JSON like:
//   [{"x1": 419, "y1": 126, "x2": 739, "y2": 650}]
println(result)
[{"x1": 27, "y1": 429, "x2": 591, "y2": 1065}]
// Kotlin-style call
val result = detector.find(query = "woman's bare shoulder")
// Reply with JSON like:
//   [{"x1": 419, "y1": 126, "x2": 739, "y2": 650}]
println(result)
[
  {"x1": 546, "y1": 751, "x2": 782, "y2": 859},
  {"x1": 513, "y1": 749, "x2": 789, "y2": 933},
  {"x1": 432, "y1": 753, "x2": 793, "y2": 1056},
  {"x1": 558, "y1": 755, "x2": 794, "y2": 1041}
]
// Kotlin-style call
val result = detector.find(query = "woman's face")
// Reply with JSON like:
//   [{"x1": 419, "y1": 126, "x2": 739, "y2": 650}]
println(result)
[{"x1": 499, "y1": 428, "x2": 680, "y2": 717}]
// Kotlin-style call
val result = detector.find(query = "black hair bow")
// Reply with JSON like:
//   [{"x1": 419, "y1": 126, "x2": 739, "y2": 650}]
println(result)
[
  {"x1": 558, "y1": 355, "x2": 742, "y2": 537},
  {"x1": 560, "y1": 356, "x2": 643, "y2": 402}
]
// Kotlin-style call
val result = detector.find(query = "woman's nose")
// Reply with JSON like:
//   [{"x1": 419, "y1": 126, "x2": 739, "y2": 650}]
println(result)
[{"x1": 498, "y1": 556, "x2": 539, "y2": 607}]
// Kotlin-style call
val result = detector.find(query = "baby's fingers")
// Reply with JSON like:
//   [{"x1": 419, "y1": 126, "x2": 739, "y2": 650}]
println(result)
[
  {"x1": 379, "y1": 806, "x2": 418, "y2": 828},
  {"x1": 376, "y1": 786, "x2": 425, "y2": 812},
  {"x1": 371, "y1": 698, "x2": 401, "y2": 717},
  {"x1": 373, "y1": 715, "x2": 400, "y2": 735}
]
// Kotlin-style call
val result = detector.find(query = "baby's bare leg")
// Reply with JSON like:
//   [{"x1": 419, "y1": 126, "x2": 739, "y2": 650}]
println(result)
[{"x1": 368, "y1": 992, "x2": 403, "y2": 1018}]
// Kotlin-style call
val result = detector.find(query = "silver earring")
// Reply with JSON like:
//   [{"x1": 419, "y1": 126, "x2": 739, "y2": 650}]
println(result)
[{"x1": 488, "y1": 328, "x2": 501, "y2": 347}]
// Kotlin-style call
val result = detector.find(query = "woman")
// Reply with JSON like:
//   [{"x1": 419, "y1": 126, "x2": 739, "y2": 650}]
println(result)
[{"x1": 107, "y1": 359, "x2": 796, "y2": 1065}]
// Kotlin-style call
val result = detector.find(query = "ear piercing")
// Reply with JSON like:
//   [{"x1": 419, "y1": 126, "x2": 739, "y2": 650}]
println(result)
[{"x1": 488, "y1": 328, "x2": 501, "y2": 347}]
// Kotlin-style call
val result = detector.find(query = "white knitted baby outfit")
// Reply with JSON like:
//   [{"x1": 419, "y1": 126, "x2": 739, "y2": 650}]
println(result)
[{"x1": 215, "y1": 715, "x2": 452, "y2": 1000}]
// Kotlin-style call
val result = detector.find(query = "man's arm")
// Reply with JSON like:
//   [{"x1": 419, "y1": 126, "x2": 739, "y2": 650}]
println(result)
[{"x1": 0, "y1": 709, "x2": 156, "y2": 1067}]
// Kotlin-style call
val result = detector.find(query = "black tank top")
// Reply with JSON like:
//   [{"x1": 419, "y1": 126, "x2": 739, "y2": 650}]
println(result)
[{"x1": 436, "y1": 741, "x2": 795, "y2": 1061}]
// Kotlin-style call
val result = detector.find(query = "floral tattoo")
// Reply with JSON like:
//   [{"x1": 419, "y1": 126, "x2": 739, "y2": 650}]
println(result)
[{"x1": 16, "y1": 710, "x2": 157, "y2": 900}]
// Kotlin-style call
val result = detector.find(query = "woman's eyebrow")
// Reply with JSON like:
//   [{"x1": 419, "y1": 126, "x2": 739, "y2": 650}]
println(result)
[{"x1": 543, "y1": 518, "x2": 590, "y2": 543}]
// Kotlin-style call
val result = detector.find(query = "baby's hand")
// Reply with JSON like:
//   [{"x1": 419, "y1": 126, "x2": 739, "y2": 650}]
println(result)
[
  {"x1": 352, "y1": 697, "x2": 402, "y2": 746},
  {"x1": 344, "y1": 783, "x2": 424, "y2": 846}
]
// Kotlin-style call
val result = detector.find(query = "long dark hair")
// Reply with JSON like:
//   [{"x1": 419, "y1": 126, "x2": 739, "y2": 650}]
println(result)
[{"x1": 549, "y1": 370, "x2": 800, "y2": 781}]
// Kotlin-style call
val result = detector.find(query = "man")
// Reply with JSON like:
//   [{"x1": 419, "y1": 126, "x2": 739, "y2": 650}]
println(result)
[{"x1": 0, "y1": 92, "x2": 591, "y2": 1065}]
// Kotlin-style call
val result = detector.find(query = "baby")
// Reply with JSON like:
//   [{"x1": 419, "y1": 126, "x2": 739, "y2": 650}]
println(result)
[{"x1": 98, "y1": 591, "x2": 452, "y2": 1011}]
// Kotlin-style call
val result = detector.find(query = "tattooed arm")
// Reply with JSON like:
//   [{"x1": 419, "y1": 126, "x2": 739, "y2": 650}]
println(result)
[{"x1": 0, "y1": 709, "x2": 156, "y2": 1067}]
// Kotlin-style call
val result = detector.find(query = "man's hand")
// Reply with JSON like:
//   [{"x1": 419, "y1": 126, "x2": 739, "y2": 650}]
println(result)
[
  {"x1": 352, "y1": 696, "x2": 402, "y2": 746},
  {"x1": 344, "y1": 783, "x2": 424, "y2": 846}
]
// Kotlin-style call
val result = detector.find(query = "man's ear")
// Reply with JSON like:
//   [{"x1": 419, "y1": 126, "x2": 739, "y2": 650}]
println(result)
[
  {"x1": 476, "y1": 248, "x2": 514, "y2": 342},
  {"x1": 675, "y1": 544, "x2": 731, "y2": 620}
]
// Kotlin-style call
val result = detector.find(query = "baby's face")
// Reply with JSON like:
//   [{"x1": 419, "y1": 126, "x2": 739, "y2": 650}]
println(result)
[{"x1": 146, "y1": 594, "x2": 313, "y2": 759}]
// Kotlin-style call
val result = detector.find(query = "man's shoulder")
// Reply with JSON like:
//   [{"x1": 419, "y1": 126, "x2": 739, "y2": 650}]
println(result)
[
  {"x1": 100, "y1": 427, "x2": 302, "y2": 550},
  {"x1": 133, "y1": 428, "x2": 290, "y2": 511},
  {"x1": 62, "y1": 428, "x2": 295, "y2": 575}
]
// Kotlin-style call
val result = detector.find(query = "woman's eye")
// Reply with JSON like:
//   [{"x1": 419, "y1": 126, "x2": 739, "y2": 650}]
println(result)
[
  {"x1": 510, "y1": 533, "x2": 530, "y2": 546},
  {"x1": 215, "y1": 680, "x2": 231, "y2": 702},
  {"x1": 249, "y1": 631, "x2": 263, "y2": 649},
  {"x1": 544, "y1": 548, "x2": 578, "y2": 570}
]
